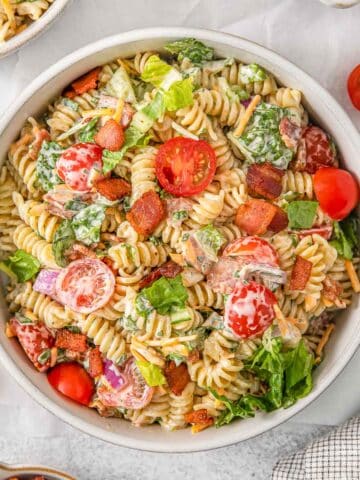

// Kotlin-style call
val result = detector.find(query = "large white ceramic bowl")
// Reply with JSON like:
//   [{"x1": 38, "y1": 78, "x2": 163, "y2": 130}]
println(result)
[
  {"x1": 0, "y1": 0, "x2": 71, "y2": 59},
  {"x1": 0, "y1": 27, "x2": 359, "y2": 453}
]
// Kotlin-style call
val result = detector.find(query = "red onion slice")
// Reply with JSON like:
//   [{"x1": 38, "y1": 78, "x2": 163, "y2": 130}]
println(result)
[{"x1": 33, "y1": 269, "x2": 60, "y2": 300}]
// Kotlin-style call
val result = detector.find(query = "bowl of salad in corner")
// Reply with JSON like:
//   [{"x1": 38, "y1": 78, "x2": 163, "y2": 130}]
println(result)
[
  {"x1": 0, "y1": 462, "x2": 76, "y2": 480},
  {"x1": 0, "y1": 0, "x2": 71, "y2": 59},
  {"x1": 0, "y1": 27, "x2": 359, "y2": 453}
]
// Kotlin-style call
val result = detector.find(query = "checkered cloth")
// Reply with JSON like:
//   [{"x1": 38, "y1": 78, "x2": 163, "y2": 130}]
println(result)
[{"x1": 272, "y1": 417, "x2": 360, "y2": 479}]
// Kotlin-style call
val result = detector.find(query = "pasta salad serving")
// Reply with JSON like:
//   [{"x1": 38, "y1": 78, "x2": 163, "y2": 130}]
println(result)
[
  {"x1": 1, "y1": 38, "x2": 359, "y2": 433},
  {"x1": 0, "y1": 0, "x2": 54, "y2": 43}
]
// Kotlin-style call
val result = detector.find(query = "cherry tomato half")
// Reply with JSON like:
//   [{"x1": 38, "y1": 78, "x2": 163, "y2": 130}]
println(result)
[
  {"x1": 97, "y1": 358, "x2": 154, "y2": 410},
  {"x1": 224, "y1": 281, "x2": 277, "y2": 339},
  {"x1": 55, "y1": 258, "x2": 115, "y2": 314},
  {"x1": 56, "y1": 142, "x2": 104, "y2": 192},
  {"x1": 314, "y1": 167, "x2": 359, "y2": 220},
  {"x1": 223, "y1": 236, "x2": 279, "y2": 267},
  {"x1": 47, "y1": 362, "x2": 94, "y2": 405},
  {"x1": 347, "y1": 64, "x2": 360, "y2": 110},
  {"x1": 155, "y1": 137, "x2": 216, "y2": 197}
]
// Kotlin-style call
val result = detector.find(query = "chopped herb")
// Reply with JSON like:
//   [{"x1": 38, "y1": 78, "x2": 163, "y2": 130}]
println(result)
[{"x1": 172, "y1": 210, "x2": 189, "y2": 221}]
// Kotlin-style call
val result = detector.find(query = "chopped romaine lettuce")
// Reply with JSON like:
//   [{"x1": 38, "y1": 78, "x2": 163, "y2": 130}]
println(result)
[
  {"x1": 36, "y1": 141, "x2": 63, "y2": 192},
  {"x1": 71, "y1": 204, "x2": 106, "y2": 245},
  {"x1": 137, "y1": 275, "x2": 188, "y2": 315},
  {"x1": 136, "y1": 360, "x2": 166, "y2": 387},
  {"x1": 193, "y1": 225, "x2": 226, "y2": 262},
  {"x1": 52, "y1": 219, "x2": 76, "y2": 267},
  {"x1": 202, "y1": 57, "x2": 234, "y2": 73},
  {"x1": 0, "y1": 250, "x2": 40, "y2": 282},
  {"x1": 78, "y1": 116, "x2": 99, "y2": 142},
  {"x1": 163, "y1": 78, "x2": 194, "y2": 111},
  {"x1": 106, "y1": 66, "x2": 136, "y2": 103},
  {"x1": 239, "y1": 63, "x2": 268, "y2": 84},
  {"x1": 141, "y1": 92, "x2": 165, "y2": 121},
  {"x1": 141, "y1": 55, "x2": 182, "y2": 90},
  {"x1": 331, "y1": 215, "x2": 359, "y2": 260},
  {"x1": 287, "y1": 201, "x2": 318, "y2": 229},
  {"x1": 165, "y1": 38, "x2": 214, "y2": 65}
]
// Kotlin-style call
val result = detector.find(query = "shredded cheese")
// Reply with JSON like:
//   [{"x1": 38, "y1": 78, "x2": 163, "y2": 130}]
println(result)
[
  {"x1": 169, "y1": 253, "x2": 186, "y2": 266},
  {"x1": 82, "y1": 108, "x2": 114, "y2": 119},
  {"x1": 191, "y1": 423, "x2": 212, "y2": 434},
  {"x1": 113, "y1": 98, "x2": 124, "y2": 123},
  {"x1": 345, "y1": 260, "x2": 360, "y2": 293},
  {"x1": 5, "y1": 323, "x2": 16, "y2": 338},
  {"x1": 315, "y1": 323, "x2": 335, "y2": 359},
  {"x1": 274, "y1": 304, "x2": 290, "y2": 337},
  {"x1": 233, "y1": 94, "x2": 261, "y2": 137}
]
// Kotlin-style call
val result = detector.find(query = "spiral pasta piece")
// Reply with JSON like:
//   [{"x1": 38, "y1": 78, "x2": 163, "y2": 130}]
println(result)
[
  {"x1": 108, "y1": 241, "x2": 170, "y2": 274},
  {"x1": 282, "y1": 171, "x2": 314, "y2": 199},
  {"x1": 130, "y1": 147, "x2": 158, "y2": 204},
  {"x1": 13, "y1": 222, "x2": 57, "y2": 268},
  {"x1": 186, "y1": 282, "x2": 224, "y2": 309},
  {"x1": 185, "y1": 186, "x2": 225, "y2": 229},
  {"x1": 176, "y1": 100, "x2": 217, "y2": 140},
  {"x1": 162, "y1": 382, "x2": 195, "y2": 430},
  {"x1": 125, "y1": 386, "x2": 170, "y2": 426},
  {"x1": 195, "y1": 89, "x2": 246, "y2": 128}
]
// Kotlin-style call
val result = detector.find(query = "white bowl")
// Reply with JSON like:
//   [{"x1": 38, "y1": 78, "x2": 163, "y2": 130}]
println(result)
[
  {"x1": 0, "y1": 27, "x2": 359, "y2": 453},
  {"x1": 0, "y1": 462, "x2": 75, "y2": 480},
  {"x1": 0, "y1": 0, "x2": 71, "y2": 59}
]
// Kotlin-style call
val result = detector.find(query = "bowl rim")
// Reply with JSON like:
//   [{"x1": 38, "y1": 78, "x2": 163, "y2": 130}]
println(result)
[
  {"x1": 0, "y1": 26, "x2": 359, "y2": 453},
  {"x1": 0, "y1": 0, "x2": 71, "y2": 59},
  {"x1": 0, "y1": 462, "x2": 76, "y2": 480}
]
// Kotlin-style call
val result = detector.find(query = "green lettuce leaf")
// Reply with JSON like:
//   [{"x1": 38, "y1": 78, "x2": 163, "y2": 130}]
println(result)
[
  {"x1": 0, "y1": 250, "x2": 40, "y2": 282},
  {"x1": 52, "y1": 219, "x2": 76, "y2": 267},
  {"x1": 193, "y1": 224, "x2": 226, "y2": 262},
  {"x1": 136, "y1": 360, "x2": 166, "y2": 387},
  {"x1": 78, "y1": 117, "x2": 99, "y2": 142},
  {"x1": 287, "y1": 201, "x2": 318, "y2": 229},
  {"x1": 140, "y1": 55, "x2": 173, "y2": 87},
  {"x1": 163, "y1": 78, "x2": 194, "y2": 111},
  {"x1": 137, "y1": 275, "x2": 188, "y2": 315},
  {"x1": 106, "y1": 65, "x2": 136, "y2": 103},
  {"x1": 165, "y1": 38, "x2": 214, "y2": 65},
  {"x1": 142, "y1": 91, "x2": 166, "y2": 120},
  {"x1": 71, "y1": 204, "x2": 106, "y2": 245},
  {"x1": 330, "y1": 215, "x2": 359, "y2": 260},
  {"x1": 36, "y1": 141, "x2": 63, "y2": 192}
]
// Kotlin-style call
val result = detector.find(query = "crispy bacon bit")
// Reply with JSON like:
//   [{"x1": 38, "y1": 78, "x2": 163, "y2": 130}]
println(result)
[
  {"x1": 126, "y1": 190, "x2": 165, "y2": 236},
  {"x1": 10, "y1": 317, "x2": 54, "y2": 372},
  {"x1": 55, "y1": 329, "x2": 88, "y2": 353},
  {"x1": 121, "y1": 103, "x2": 135, "y2": 128},
  {"x1": 246, "y1": 163, "x2": 284, "y2": 200},
  {"x1": 185, "y1": 408, "x2": 214, "y2": 432},
  {"x1": 102, "y1": 256, "x2": 118, "y2": 275},
  {"x1": 323, "y1": 276, "x2": 343, "y2": 304},
  {"x1": 188, "y1": 349, "x2": 201, "y2": 363},
  {"x1": 30, "y1": 128, "x2": 50, "y2": 160},
  {"x1": 279, "y1": 117, "x2": 302, "y2": 149},
  {"x1": 293, "y1": 226, "x2": 333, "y2": 240},
  {"x1": 289, "y1": 255, "x2": 312, "y2": 291},
  {"x1": 235, "y1": 199, "x2": 278, "y2": 235},
  {"x1": 293, "y1": 126, "x2": 338, "y2": 174},
  {"x1": 88, "y1": 346, "x2": 104, "y2": 378},
  {"x1": 138, "y1": 261, "x2": 183, "y2": 289},
  {"x1": 164, "y1": 361, "x2": 191, "y2": 396},
  {"x1": 95, "y1": 177, "x2": 131, "y2": 201},
  {"x1": 268, "y1": 205, "x2": 288, "y2": 233},
  {"x1": 94, "y1": 119, "x2": 125, "y2": 151},
  {"x1": 65, "y1": 243, "x2": 97, "y2": 262},
  {"x1": 64, "y1": 67, "x2": 101, "y2": 98}
]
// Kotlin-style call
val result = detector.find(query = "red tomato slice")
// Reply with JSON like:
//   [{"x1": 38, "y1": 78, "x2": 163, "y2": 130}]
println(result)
[
  {"x1": 314, "y1": 167, "x2": 359, "y2": 220},
  {"x1": 10, "y1": 317, "x2": 54, "y2": 372},
  {"x1": 224, "y1": 281, "x2": 277, "y2": 339},
  {"x1": 155, "y1": 137, "x2": 216, "y2": 197},
  {"x1": 56, "y1": 142, "x2": 104, "y2": 192},
  {"x1": 347, "y1": 64, "x2": 360, "y2": 110},
  {"x1": 97, "y1": 358, "x2": 154, "y2": 410},
  {"x1": 48, "y1": 362, "x2": 94, "y2": 405},
  {"x1": 223, "y1": 236, "x2": 279, "y2": 267},
  {"x1": 55, "y1": 259, "x2": 115, "y2": 314}
]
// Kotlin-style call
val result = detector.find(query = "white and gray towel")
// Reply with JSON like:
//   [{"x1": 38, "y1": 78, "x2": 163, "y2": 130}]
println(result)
[{"x1": 272, "y1": 417, "x2": 360, "y2": 479}]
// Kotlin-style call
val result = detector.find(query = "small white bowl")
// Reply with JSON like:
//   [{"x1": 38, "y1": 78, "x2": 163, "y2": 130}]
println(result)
[
  {"x1": 0, "y1": 462, "x2": 75, "y2": 480},
  {"x1": 0, "y1": 27, "x2": 359, "y2": 453},
  {"x1": 0, "y1": 0, "x2": 71, "y2": 59}
]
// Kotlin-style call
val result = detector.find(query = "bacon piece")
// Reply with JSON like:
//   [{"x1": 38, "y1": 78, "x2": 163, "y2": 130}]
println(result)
[
  {"x1": 55, "y1": 329, "x2": 88, "y2": 353},
  {"x1": 246, "y1": 163, "x2": 284, "y2": 200},
  {"x1": 279, "y1": 117, "x2": 302, "y2": 149},
  {"x1": 10, "y1": 317, "x2": 54, "y2": 372},
  {"x1": 268, "y1": 205, "x2": 288, "y2": 233},
  {"x1": 88, "y1": 346, "x2": 104, "y2": 378},
  {"x1": 185, "y1": 408, "x2": 214, "y2": 427},
  {"x1": 164, "y1": 361, "x2": 191, "y2": 396},
  {"x1": 65, "y1": 243, "x2": 97, "y2": 262},
  {"x1": 293, "y1": 225, "x2": 333, "y2": 240},
  {"x1": 95, "y1": 177, "x2": 131, "y2": 201},
  {"x1": 289, "y1": 255, "x2": 312, "y2": 291},
  {"x1": 235, "y1": 199, "x2": 278, "y2": 235},
  {"x1": 30, "y1": 128, "x2": 50, "y2": 161},
  {"x1": 126, "y1": 190, "x2": 165, "y2": 236},
  {"x1": 188, "y1": 349, "x2": 201, "y2": 363},
  {"x1": 138, "y1": 261, "x2": 183, "y2": 289},
  {"x1": 323, "y1": 276, "x2": 343, "y2": 303},
  {"x1": 293, "y1": 125, "x2": 338, "y2": 174},
  {"x1": 94, "y1": 119, "x2": 125, "y2": 151},
  {"x1": 64, "y1": 67, "x2": 101, "y2": 98}
]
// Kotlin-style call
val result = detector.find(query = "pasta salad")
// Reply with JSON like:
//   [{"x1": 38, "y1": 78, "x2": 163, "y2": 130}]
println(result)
[
  {"x1": 1, "y1": 38, "x2": 359, "y2": 433},
  {"x1": 0, "y1": 0, "x2": 54, "y2": 43}
]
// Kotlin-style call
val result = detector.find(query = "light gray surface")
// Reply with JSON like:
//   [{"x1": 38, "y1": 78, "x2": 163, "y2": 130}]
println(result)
[{"x1": 0, "y1": 0, "x2": 360, "y2": 478}]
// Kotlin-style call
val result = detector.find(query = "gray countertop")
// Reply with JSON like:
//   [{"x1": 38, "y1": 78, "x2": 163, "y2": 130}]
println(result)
[{"x1": 1, "y1": 0, "x2": 360, "y2": 478}]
